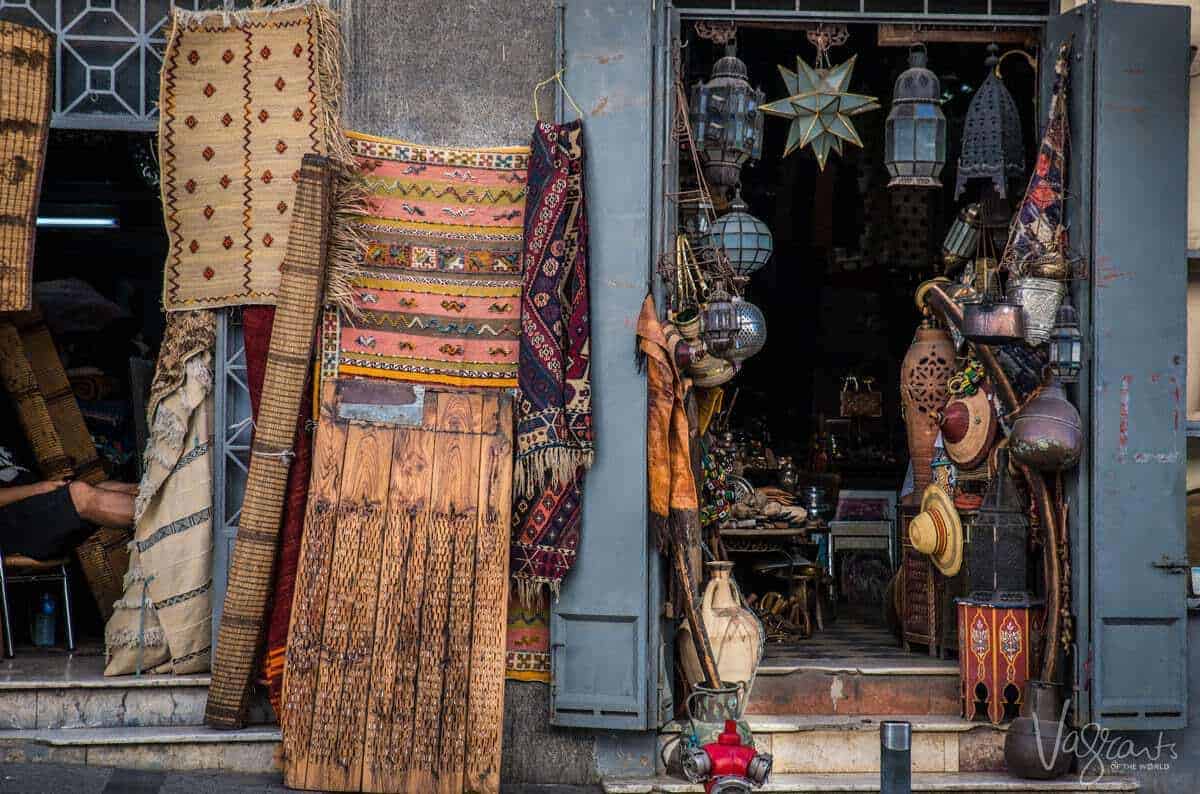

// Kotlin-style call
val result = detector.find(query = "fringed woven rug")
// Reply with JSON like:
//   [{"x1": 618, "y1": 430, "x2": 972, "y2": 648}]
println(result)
[
  {"x1": 0, "y1": 21, "x2": 52, "y2": 313},
  {"x1": 323, "y1": 131, "x2": 529, "y2": 389},
  {"x1": 158, "y1": 0, "x2": 352, "y2": 311},
  {"x1": 241, "y1": 305, "x2": 313, "y2": 716},
  {"x1": 105, "y1": 311, "x2": 216, "y2": 676},
  {"x1": 504, "y1": 593, "x2": 550, "y2": 683}
]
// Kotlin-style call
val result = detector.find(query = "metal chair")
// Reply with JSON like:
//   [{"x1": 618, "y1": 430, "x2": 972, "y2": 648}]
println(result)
[{"x1": 0, "y1": 552, "x2": 76, "y2": 658}]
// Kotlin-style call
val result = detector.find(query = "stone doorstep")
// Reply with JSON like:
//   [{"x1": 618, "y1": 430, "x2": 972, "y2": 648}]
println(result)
[
  {"x1": 0, "y1": 725, "x2": 282, "y2": 775},
  {"x1": 601, "y1": 773, "x2": 1140, "y2": 793},
  {"x1": 660, "y1": 717, "x2": 1007, "y2": 775},
  {"x1": 747, "y1": 669, "x2": 962, "y2": 718},
  {"x1": 0, "y1": 683, "x2": 275, "y2": 730}
]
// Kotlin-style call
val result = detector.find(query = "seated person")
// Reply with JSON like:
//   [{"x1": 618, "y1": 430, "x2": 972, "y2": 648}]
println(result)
[{"x1": 0, "y1": 479, "x2": 136, "y2": 561}]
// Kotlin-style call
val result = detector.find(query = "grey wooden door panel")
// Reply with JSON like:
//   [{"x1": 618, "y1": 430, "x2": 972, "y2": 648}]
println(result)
[
  {"x1": 1089, "y1": 0, "x2": 1190, "y2": 730},
  {"x1": 551, "y1": 0, "x2": 660, "y2": 730}
]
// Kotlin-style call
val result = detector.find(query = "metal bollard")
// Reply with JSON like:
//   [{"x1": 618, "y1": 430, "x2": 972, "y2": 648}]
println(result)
[{"x1": 880, "y1": 720, "x2": 912, "y2": 794}]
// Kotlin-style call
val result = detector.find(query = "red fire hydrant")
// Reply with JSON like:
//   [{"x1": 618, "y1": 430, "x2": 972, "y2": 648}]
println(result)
[{"x1": 681, "y1": 719, "x2": 773, "y2": 794}]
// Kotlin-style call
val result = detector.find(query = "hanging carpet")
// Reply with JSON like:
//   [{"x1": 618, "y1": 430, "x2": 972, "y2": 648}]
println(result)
[
  {"x1": 0, "y1": 20, "x2": 52, "y2": 313},
  {"x1": 282, "y1": 379, "x2": 512, "y2": 794},
  {"x1": 207, "y1": 155, "x2": 336, "y2": 728},
  {"x1": 158, "y1": 0, "x2": 352, "y2": 311},
  {"x1": 511, "y1": 120, "x2": 593, "y2": 606},
  {"x1": 504, "y1": 593, "x2": 550, "y2": 683},
  {"x1": 241, "y1": 305, "x2": 314, "y2": 716},
  {"x1": 104, "y1": 310, "x2": 216, "y2": 676},
  {"x1": 324, "y1": 132, "x2": 529, "y2": 389}
]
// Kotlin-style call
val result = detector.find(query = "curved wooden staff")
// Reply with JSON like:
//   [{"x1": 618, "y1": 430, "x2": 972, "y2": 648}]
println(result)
[{"x1": 917, "y1": 278, "x2": 1062, "y2": 684}]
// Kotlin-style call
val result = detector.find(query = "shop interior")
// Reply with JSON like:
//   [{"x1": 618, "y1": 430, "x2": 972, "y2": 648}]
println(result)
[
  {"x1": 0, "y1": 130, "x2": 165, "y2": 651},
  {"x1": 676, "y1": 22, "x2": 1041, "y2": 675}
]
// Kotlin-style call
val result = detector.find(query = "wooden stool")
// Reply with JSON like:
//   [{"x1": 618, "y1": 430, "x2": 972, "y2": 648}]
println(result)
[{"x1": 0, "y1": 553, "x2": 76, "y2": 657}]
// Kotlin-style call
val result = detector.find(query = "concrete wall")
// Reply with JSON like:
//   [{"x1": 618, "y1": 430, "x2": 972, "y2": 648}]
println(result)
[{"x1": 338, "y1": 1, "x2": 626, "y2": 786}]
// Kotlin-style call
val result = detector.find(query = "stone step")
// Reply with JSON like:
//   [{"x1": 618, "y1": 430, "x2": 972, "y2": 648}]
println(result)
[
  {"x1": 0, "y1": 725, "x2": 281, "y2": 774},
  {"x1": 747, "y1": 664, "x2": 961, "y2": 717},
  {"x1": 603, "y1": 773, "x2": 1138, "y2": 793},
  {"x1": 663, "y1": 716, "x2": 1007, "y2": 775},
  {"x1": 0, "y1": 655, "x2": 273, "y2": 730}
]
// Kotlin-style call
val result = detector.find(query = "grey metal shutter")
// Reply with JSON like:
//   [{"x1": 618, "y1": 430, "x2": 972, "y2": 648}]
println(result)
[
  {"x1": 1074, "y1": 0, "x2": 1191, "y2": 730},
  {"x1": 550, "y1": 0, "x2": 663, "y2": 730}
]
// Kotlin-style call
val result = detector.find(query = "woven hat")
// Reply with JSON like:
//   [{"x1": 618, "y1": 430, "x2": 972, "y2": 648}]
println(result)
[
  {"x1": 909, "y1": 484, "x2": 963, "y2": 576},
  {"x1": 939, "y1": 386, "x2": 996, "y2": 470}
]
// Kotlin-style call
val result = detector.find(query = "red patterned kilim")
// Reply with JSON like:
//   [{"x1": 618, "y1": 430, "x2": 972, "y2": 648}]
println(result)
[{"x1": 511, "y1": 120, "x2": 593, "y2": 605}]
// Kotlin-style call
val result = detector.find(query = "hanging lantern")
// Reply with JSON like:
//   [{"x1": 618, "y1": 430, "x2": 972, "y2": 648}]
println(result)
[
  {"x1": 709, "y1": 190, "x2": 773, "y2": 278},
  {"x1": 967, "y1": 448, "x2": 1031, "y2": 602},
  {"x1": 690, "y1": 43, "x2": 766, "y2": 190},
  {"x1": 955, "y1": 44, "x2": 1025, "y2": 201},
  {"x1": 941, "y1": 203, "x2": 981, "y2": 273},
  {"x1": 723, "y1": 297, "x2": 767, "y2": 363},
  {"x1": 1048, "y1": 294, "x2": 1083, "y2": 384},
  {"x1": 701, "y1": 287, "x2": 739, "y2": 356},
  {"x1": 885, "y1": 45, "x2": 947, "y2": 188}
]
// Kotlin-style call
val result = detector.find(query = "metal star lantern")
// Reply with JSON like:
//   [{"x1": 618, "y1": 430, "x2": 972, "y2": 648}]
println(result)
[{"x1": 760, "y1": 54, "x2": 880, "y2": 170}]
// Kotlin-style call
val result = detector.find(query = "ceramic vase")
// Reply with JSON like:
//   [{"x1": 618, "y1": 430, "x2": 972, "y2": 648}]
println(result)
[
  {"x1": 1010, "y1": 377, "x2": 1083, "y2": 471},
  {"x1": 678, "y1": 562, "x2": 764, "y2": 690},
  {"x1": 900, "y1": 321, "x2": 956, "y2": 497}
]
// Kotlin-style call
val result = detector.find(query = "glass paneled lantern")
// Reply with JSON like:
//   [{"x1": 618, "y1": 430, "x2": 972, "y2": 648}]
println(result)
[
  {"x1": 690, "y1": 45, "x2": 766, "y2": 190},
  {"x1": 942, "y1": 203, "x2": 981, "y2": 273},
  {"x1": 1049, "y1": 294, "x2": 1083, "y2": 384},
  {"x1": 885, "y1": 46, "x2": 947, "y2": 189},
  {"x1": 709, "y1": 190, "x2": 773, "y2": 278}
]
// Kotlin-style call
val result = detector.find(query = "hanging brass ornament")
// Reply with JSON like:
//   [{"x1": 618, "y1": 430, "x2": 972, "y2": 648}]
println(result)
[{"x1": 759, "y1": 28, "x2": 879, "y2": 170}]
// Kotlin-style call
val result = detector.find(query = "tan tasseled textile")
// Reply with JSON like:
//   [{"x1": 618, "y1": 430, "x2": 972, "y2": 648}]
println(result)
[{"x1": 105, "y1": 310, "x2": 217, "y2": 676}]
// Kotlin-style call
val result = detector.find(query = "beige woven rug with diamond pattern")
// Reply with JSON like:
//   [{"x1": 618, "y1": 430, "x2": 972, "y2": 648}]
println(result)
[{"x1": 158, "y1": 0, "x2": 351, "y2": 311}]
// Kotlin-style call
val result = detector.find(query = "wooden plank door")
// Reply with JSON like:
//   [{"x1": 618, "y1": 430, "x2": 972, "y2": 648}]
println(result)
[{"x1": 282, "y1": 379, "x2": 512, "y2": 793}]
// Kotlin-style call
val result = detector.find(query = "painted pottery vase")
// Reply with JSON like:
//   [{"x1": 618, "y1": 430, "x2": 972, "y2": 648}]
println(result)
[
  {"x1": 1011, "y1": 276, "x2": 1067, "y2": 346},
  {"x1": 678, "y1": 562, "x2": 764, "y2": 689},
  {"x1": 900, "y1": 321, "x2": 956, "y2": 497},
  {"x1": 1004, "y1": 681, "x2": 1073, "y2": 779},
  {"x1": 1010, "y1": 377, "x2": 1082, "y2": 471}
]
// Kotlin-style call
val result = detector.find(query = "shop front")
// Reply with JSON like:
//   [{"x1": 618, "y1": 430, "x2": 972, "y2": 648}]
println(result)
[
  {"x1": 0, "y1": 0, "x2": 1194, "y2": 791},
  {"x1": 547, "y1": 0, "x2": 1194, "y2": 790}
]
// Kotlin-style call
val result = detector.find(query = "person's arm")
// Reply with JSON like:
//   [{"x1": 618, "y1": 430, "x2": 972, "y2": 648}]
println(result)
[{"x1": 0, "y1": 481, "x2": 66, "y2": 509}]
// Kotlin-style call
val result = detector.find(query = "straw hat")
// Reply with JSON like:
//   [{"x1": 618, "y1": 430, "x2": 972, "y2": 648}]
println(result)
[
  {"x1": 908, "y1": 484, "x2": 963, "y2": 576},
  {"x1": 939, "y1": 386, "x2": 997, "y2": 470}
]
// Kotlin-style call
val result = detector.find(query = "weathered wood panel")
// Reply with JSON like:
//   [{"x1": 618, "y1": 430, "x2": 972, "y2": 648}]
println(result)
[{"x1": 283, "y1": 382, "x2": 512, "y2": 794}]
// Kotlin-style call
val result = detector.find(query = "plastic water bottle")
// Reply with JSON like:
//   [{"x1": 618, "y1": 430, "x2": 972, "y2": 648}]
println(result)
[{"x1": 32, "y1": 593, "x2": 55, "y2": 648}]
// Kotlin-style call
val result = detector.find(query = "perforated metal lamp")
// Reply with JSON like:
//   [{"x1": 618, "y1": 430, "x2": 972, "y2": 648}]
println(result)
[
  {"x1": 1048, "y1": 294, "x2": 1083, "y2": 384},
  {"x1": 885, "y1": 46, "x2": 947, "y2": 188},
  {"x1": 690, "y1": 44, "x2": 766, "y2": 190},
  {"x1": 708, "y1": 190, "x2": 773, "y2": 278}
]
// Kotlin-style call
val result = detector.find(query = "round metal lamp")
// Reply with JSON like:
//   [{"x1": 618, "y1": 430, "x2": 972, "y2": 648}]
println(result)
[
  {"x1": 885, "y1": 45, "x2": 947, "y2": 188},
  {"x1": 709, "y1": 190, "x2": 773, "y2": 278},
  {"x1": 690, "y1": 44, "x2": 766, "y2": 190},
  {"x1": 955, "y1": 44, "x2": 1026, "y2": 200}
]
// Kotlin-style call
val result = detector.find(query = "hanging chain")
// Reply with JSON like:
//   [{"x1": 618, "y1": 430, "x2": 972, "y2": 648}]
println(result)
[{"x1": 806, "y1": 24, "x2": 849, "y2": 70}]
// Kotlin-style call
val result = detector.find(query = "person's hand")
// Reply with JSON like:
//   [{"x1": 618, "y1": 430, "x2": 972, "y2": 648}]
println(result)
[{"x1": 35, "y1": 480, "x2": 67, "y2": 495}]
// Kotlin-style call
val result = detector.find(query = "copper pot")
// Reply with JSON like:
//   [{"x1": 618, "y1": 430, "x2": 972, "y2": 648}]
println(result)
[
  {"x1": 1010, "y1": 377, "x2": 1082, "y2": 471},
  {"x1": 962, "y1": 297, "x2": 1026, "y2": 345},
  {"x1": 1004, "y1": 681, "x2": 1073, "y2": 779}
]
